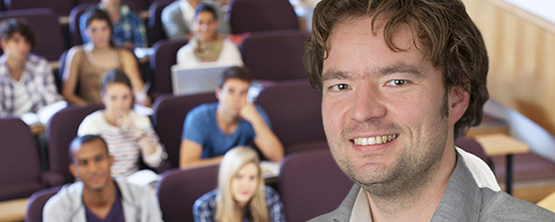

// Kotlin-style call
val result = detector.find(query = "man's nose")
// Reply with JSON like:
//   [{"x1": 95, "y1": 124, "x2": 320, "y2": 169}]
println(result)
[{"x1": 349, "y1": 84, "x2": 387, "y2": 123}]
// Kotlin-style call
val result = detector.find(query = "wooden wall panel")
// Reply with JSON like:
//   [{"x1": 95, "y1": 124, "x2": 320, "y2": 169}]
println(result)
[{"x1": 462, "y1": 0, "x2": 555, "y2": 135}]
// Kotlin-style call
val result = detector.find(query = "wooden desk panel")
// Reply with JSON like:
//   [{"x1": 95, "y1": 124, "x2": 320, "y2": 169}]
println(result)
[
  {"x1": 473, "y1": 133, "x2": 529, "y2": 156},
  {"x1": 0, "y1": 198, "x2": 28, "y2": 222},
  {"x1": 537, "y1": 191, "x2": 555, "y2": 213}
]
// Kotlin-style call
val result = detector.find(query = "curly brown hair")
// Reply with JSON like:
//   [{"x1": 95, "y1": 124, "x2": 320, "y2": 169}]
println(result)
[{"x1": 305, "y1": 0, "x2": 489, "y2": 138}]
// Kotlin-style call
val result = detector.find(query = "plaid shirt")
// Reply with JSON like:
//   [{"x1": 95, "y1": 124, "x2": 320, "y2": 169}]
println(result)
[
  {"x1": 0, "y1": 54, "x2": 63, "y2": 117},
  {"x1": 193, "y1": 186, "x2": 286, "y2": 222},
  {"x1": 80, "y1": 4, "x2": 148, "y2": 48}
]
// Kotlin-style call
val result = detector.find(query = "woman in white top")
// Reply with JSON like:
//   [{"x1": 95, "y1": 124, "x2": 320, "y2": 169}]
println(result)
[
  {"x1": 62, "y1": 8, "x2": 149, "y2": 106},
  {"x1": 176, "y1": 4, "x2": 243, "y2": 67},
  {"x1": 78, "y1": 69, "x2": 167, "y2": 178}
]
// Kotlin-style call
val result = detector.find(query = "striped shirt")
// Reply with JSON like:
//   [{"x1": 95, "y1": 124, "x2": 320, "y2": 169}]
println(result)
[
  {"x1": 78, "y1": 110, "x2": 167, "y2": 178},
  {"x1": 193, "y1": 186, "x2": 285, "y2": 222}
]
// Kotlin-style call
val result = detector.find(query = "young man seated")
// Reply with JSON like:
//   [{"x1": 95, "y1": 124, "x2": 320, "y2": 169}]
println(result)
[
  {"x1": 43, "y1": 135, "x2": 163, "y2": 222},
  {"x1": 0, "y1": 18, "x2": 63, "y2": 121},
  {"x1": 179, "y1": 66, "x2": 284, "y2": 169}
]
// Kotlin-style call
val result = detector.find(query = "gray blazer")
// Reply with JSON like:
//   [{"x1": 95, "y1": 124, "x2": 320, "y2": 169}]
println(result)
[
  {"x1": 309, "y1": 153, "x2": 555, "y2": 222},
  {"x1": 161, "y1": 0, "x2": 230, "y2": 40}
]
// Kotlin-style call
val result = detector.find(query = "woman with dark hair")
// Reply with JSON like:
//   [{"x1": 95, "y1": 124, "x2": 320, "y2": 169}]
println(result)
[
  {"x1": 77, "y1": 69, "x2": 166, "y2": 178},
  {"x1": 176, "y1": 4, "x2": 243, "y2": 67},
  {"x1": 193, "y1": 147, "x2": 285, "y2": 222},
  {"x1": 62, "y1": 8, "x2": 149, "y2": 106}
]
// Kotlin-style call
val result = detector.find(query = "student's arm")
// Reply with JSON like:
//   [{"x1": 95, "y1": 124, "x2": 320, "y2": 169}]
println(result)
[
  {"x1": 179, "y1": 139, "x2": 223, "y2": 169},
  {"x1": 119, "y1": 49, "x2": 150, "y2": 106},
  {"x1": 61, "y1": 47, "x2": 88, "y2": 105},
  {"x1": 240, "y1": 104, "x2": 284, "y2": 162},
  {"x1": 161, "y1": 3, "x2": 188, "y2": 40}
]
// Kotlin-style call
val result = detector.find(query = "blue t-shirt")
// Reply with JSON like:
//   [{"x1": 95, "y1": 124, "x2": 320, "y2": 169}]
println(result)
[{"x1": 181, "y1": 103, "x2": 272, "y2": 158}]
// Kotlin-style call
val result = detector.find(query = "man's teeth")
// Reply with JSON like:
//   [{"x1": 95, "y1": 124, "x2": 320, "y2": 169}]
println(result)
[{"x1": 353, "y1": 134, "x2": 397, "y2": 145}]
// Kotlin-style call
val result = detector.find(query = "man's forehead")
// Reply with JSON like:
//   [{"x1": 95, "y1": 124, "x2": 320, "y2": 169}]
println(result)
[
  {"x1": 72, "y1": 140, "x2": 108, "y2": 159},
  {"x1": 222, "y1": 78, "x2": 250, "y2": 88}
]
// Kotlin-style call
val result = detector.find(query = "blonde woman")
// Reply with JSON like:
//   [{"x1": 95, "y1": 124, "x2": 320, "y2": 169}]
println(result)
[{"x1": 193, "y1": 147, "x2": 285, "y2": 222}]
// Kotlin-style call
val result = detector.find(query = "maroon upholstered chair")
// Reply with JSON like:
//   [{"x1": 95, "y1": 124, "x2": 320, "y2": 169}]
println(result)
[
  {"x1": 25, "y1": 186, "x2": 62, "y2": 222},
  {"x1": 149, "y1": 39, "x2": 188, "y2": 98},
  {"x1": 152, "y1": 93, "x2": 217, "y2": 168},
  {"x1": 46, "y1": 104, "x2": 105, "y2": 184},
  {"x1": 157, "y1": 165, "x2": 219, "y2": 221},
  {"x1": 3, "y1": 0, "x2": 74, "y2": 16},
  {"x1": 0, "y1": 8, "x2": 67, "y2": 61},
  {"x1": 78, "y1": 0, "x2": 147, "y2": 10},
  {"x1": 0, "y1": 118, "x2": 61, "y2": 201},
  {"x1": 69, "y1": 2, "x2": 145, "y2": 46},
  {"x1": 257, "y1": 80, "x2": 327, "y2": 154},
  {"x1": 278, "y1": 148, "x2": 354, "y2": 222},
  {"x1": 240, "y1": 30, "x2": 309, "y2": 81},
  {"x1": 147, "y1": 0, "x2": 173, "y2": 46},
  {"x1": 228, "y1": 0, "x2": 298, "y2": 34},
  {"x1": 68, "y1": 3, "x2": 97, "y2": 46},
  {"x1": 68, "y1": 2, "x2": 143, "y2": 46},
  {"x1": 455, "y1": 136, "x2": 494, "y2": 170}
]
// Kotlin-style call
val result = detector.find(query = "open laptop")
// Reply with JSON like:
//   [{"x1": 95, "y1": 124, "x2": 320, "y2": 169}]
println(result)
[{"x1": 171, "y1": 64, "x2": 234, "y2": 96}]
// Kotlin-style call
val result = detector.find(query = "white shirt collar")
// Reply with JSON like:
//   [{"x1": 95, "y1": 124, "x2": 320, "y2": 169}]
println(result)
[{"x1": 350, "y1": 187, "x2": 373, "y2": 222}]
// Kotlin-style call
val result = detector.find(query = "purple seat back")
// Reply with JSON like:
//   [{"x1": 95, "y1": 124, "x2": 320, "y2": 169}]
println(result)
[
  {"x1": 257, "y1": 80, "x2": 326, "y2": 154},
  {"x1": 152, "y1": 93, "x2": 217, "y2": 168},
  {"x1": 0, "y1": 118, "x2": 48, "y2": 201},
  {"x1": 149, "y1": 39, "x2": 188, "y2": 97},
  {"x1": 0, "y1": 8, "x2": 66, "y2": 61},
  {"x1": 455, "y1": 136, "x2": 493, "y2": 169},
  {"x1": 228, "y1": 0, "x2": 298, "y2": 34},
  {"x1": 278, "y1": 148, "x2": 354, "y2": 222},
  {"x1": 147, "y1": 0, "x2": 173, "y2": 46},
  {"x1": 3, "y1": 0, "x2": 74, "y2": 16},
  {"x1": 157, "y1": 165, "x2": 219, "y2": 221},
  {"x1": 78, "y1": 0, "x2": 147, "y2": 11},
  {"x1": 46, "y1": 104, "x2": 104, "y2": 184},
  {"x1": 25, "y1": 186, "x2": 62, "y2": 222},
  {"x1": 240, "y1": 30, "x2": 309, "y2": 81},
  {"x1": 69, "y1": 3, "x2": 97, "y2": 46}
]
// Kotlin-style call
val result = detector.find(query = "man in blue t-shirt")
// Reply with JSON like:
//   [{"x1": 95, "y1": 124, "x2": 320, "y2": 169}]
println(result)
[{"x1": 180, "y1": 67, "x2": 284, "y2": 169}]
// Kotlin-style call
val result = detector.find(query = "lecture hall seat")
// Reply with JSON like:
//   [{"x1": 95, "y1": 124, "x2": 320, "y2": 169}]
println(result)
[{"x1": 0, "y1": 118, "x2": 63, "y2": 201}]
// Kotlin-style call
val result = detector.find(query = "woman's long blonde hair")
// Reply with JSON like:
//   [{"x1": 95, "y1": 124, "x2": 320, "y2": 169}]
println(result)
[{"x1": 215, "y1": 147, "x2": 269, "y2": 222}]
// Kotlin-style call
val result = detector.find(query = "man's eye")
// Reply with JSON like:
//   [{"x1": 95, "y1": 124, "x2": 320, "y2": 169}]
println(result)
[
  {"x1": 331, "y1": 84, "x2": 350, "y2": 91},
  {"x1": 387, "y1": 79, "x2": 408, "y2": 86}
]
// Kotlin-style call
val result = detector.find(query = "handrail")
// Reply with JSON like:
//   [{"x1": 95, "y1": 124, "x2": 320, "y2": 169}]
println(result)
[{"x1": 483, "y1": 0, "x2": 555, "y2": 34}]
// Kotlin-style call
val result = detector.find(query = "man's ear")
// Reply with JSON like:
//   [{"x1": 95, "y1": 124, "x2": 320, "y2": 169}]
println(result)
[
  {"x1": 0, "y1": 39, "x2": 6, "y2": 50},
  {"x1": 448, "y1": 85, "x2": 470, "y2": 126},
  {"x1": 108, "y1": 155, "x2": 114, "y2": 167},
  {"x1": 69, "y1": 163, "x2": 78, "y2": 178},
  {"x1": 215, "y1": 88, "x2": 221, "y2": 100}
]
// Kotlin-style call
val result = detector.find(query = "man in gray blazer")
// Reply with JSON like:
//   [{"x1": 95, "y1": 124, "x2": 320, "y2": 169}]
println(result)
[{"x1": 304, "y1": 0, "x2": 555, "y2": 221}]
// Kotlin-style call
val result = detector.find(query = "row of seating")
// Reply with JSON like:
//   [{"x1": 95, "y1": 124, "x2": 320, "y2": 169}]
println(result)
[
  {"x1": 23, "y1": 138, "x2": 491, "y2": 222},
  {"x1": 0, "y1": 80, "x2": 325, "y2": 202},
  {"x1": 148, "y1": 30, "x2": 309, "y2": 97},
  {"x1": 25, "y1": 148, "x2": 353, "y2": 222},
  {"x1": 0, "y1": 0, "x2": 300, "y2": 60},
  {"x1": 3, "y1": 0, "x2": 157, "y2": 16}
]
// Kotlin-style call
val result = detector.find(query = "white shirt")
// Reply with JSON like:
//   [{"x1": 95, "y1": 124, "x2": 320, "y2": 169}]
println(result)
[
  {"x1": 176, "y1": 39, "x2": 244, "y2": 67},
  {"x1": 180, "y1": 0, "x2": 196, "y2": 31},
  {"x1": 10, "y1": 74, "x2": 33, "y2": 116}
]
